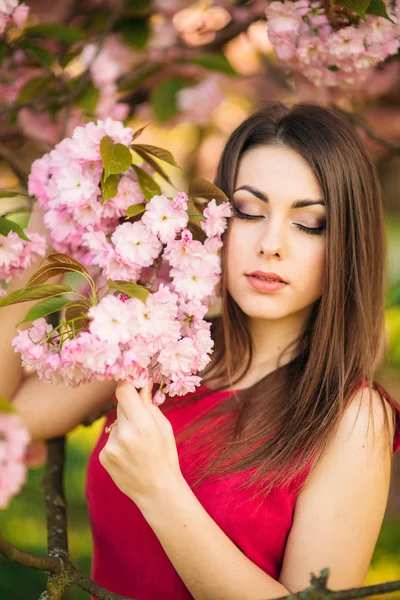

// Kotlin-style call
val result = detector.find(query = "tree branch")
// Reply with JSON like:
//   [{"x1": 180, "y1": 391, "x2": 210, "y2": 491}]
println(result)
[
  {"x1": 0, "y1": 140, "x2": 29, "y2": 187},
  {"x1": 334, "y1": 106, "x2": 400, "y2": 153},
  {"x1": 0, "y1": 532, "x2": 59, "y2": 573}
]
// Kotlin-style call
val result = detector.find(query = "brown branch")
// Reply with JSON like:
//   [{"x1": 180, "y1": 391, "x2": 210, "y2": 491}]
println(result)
[
  {"x1": 43, "y1": 437, "x2": 69, "y2": 559},
  {"x1": 0, "y1": 140, "x2": 29, "y2": 187},
  {"x1": 69, "y1": 565, "x2": 137, "y2": 600},
  {"x1": 82, "y1": 401, "x2": 117, "y2": 427},
  {"x1": 276, "y1": 572, "x2": 400, "y2": 600},
  {"x1": 0, "y1": 531, "x2": 59, "y2": 573},
  {"x1": 334, "y1": 106, "x2": 400, "y2": 153}
]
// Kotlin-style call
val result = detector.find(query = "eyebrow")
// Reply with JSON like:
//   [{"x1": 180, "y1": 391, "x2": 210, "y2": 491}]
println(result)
[{"x1": 233, "y1": 185, "x2": 325, "y2": 209}]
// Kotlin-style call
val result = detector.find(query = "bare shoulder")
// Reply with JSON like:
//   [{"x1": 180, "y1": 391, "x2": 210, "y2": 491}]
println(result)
[
  {"x1": 278, "y1": 386, "x2": 394, "y2": 593},
  {"x1": 338, "y1": 385, "x2": 395, "y2": 452}
]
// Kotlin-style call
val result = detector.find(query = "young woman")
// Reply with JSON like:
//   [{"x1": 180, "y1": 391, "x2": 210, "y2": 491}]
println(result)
[{"x1": 4, "y1": 102, "x2": 400, "y2": 600}]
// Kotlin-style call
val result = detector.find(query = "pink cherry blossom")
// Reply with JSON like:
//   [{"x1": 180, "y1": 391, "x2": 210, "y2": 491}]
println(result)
[
  {"x1": 0, "y1": 229, "x2": 46, "y2": 284},
  {"x1": 172, "y1": 191, "x2": 188, "y2": 211},
  {"x1": 142, "y1": 195, "x2": 188, "y2": 243},
  {"x1": 111, "y1": 221, "x2": 162, "y2": 268},
  {"x1": 164, "y1": 375, "x2": 203, "y2": 397},
  {"x1": 200, "y1": 199, "x2": 232, "y2": 238},
  {"x1": 0, "y1": 412, "x2": 30, "y2": 509},
  {"x1": 88, "y1": 295, "x2": 134, "y2": 344},
  {"x1": 266, "y1": 0, "x2": 400, "y2": 91}
]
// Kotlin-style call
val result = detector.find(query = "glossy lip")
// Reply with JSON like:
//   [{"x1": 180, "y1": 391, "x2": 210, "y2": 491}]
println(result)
[{"x1": 246, "y1": 270, "x2": 288, "y2": 283}]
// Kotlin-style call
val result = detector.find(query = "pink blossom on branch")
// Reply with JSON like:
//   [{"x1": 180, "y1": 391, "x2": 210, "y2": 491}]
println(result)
[
  {"x1": 0, "y1": 412, "x2": 30, "y2": 509},
  {"x1": 0, "y1": 230, "x2": 46, "y2": 285},
  {"x1": 265, "y1": 0, "x2": 400, "y2": 91}
]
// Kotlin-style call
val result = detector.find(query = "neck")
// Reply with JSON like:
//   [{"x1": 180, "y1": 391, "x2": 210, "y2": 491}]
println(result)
[{"x1": 247, "y1": 305, "x2": 313, "y2": 374}]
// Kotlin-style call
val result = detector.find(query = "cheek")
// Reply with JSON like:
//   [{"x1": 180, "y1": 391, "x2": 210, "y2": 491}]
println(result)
[
  {"x1": 297, "y1": 239, "x2": 326, "y2": 294},
  {"x1": 225, "y1": 226, "x2": 247, "y2": 279}
]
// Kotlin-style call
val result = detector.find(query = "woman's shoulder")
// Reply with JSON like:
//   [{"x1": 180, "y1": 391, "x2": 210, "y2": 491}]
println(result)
[{"x1": 349, "y1": 380, "x2": 400, "y2": 454}]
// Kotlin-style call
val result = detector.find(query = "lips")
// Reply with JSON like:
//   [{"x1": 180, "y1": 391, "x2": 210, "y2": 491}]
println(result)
[{"x1": 247, "y1": 271, "x2": 287, "y2": 284}]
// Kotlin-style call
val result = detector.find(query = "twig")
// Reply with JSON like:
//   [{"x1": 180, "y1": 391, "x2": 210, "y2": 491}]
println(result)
[
  {"x1": 82, "y1": 401, "x2": 117, "y2": 427},
  {"x1": 0, "y1": 140, "x2": 29, "y2": 186},
  {"x1": 0, "y1": 532, "x2": 59, "y2": 573},
  {"x1": 334, "y1": 106, "x2": 400, "y2": 153}
]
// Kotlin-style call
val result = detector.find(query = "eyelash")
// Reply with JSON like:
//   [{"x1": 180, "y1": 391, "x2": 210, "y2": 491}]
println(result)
[{"x1": 232, "y1": 206, "x2": 326, "y2": 236}]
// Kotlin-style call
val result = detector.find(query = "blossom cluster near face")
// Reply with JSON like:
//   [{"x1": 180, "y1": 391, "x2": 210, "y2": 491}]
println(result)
[
  {"x1": 266, "y1": 0, "x2": 400, "y2": 89},
  {"x1": 0, "y1": 412, "x2": 30, "y2": 509},
  {"x1": 0, "y1": 230, "x2": 46, "y2": 286},
  {"x1": 27, "y1": 118, "x2": 146, "y2": 263},
  {"x1": 12, "y1": 288, "x2": 212, "y2": 400},
  {"x1": 16, "y1": 144, "x2": 233, "y2": 397}
]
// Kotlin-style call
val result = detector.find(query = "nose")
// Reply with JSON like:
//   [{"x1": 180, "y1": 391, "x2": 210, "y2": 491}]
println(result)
[{"x1": 258, "y1": 216, "x2": 286, "y2": 260}]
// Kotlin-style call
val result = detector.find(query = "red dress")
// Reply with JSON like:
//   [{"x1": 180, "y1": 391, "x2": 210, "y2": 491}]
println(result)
[{"x1": 86, "y1": 383, "x2": 400, "y2": 600}]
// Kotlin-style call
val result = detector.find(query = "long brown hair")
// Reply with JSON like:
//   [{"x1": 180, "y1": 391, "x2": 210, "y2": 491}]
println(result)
[{"x1": 164, "y1": 102, "x2": 397, "y2": 500}]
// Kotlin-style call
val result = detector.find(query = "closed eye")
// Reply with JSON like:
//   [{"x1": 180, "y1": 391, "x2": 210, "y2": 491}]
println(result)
[
  {"x1": 233, "y1": 206, "x2": 325, "y2": 236},
  {"x1": 232, "y1": 206, "x2": 263, "y2": 221}
]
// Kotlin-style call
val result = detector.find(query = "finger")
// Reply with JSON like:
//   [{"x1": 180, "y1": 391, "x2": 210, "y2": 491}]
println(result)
[
  {"x1": 116, "y1": 380, "x2": 154, "y2": 425},
  {"x1": 139, "y1": 378, "x2": 153, "y2": 405}
]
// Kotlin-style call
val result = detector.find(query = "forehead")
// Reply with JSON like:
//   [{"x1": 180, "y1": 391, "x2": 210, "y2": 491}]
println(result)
[{"x1": 235, "y1": 145, "x2": 323, "y2": 200}]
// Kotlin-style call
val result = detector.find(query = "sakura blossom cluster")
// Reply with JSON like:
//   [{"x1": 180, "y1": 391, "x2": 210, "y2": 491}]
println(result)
[
  {"x1": 27, "y1": 118, "x2": 146, "y2": 262},
  {"x1": 265, "y1": 0, "x2": 400, "y2": 89},
  {"x1": 12, "y1": 192, "x2": 232, "y2": 398},
  {"x1": 0, "y1": 412, "x2": 30, "y2": 509},
  {"x1": 0, "y1": 230, "x2": 46, "y2": 286},
  {"x1": 0, "y1": 0, "x2": 29, "y2": 35}
]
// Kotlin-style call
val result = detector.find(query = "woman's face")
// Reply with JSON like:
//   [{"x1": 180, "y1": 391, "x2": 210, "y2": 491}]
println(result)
[{"x1": 226, "y1": 145, "x2": 326, "y2": 322}]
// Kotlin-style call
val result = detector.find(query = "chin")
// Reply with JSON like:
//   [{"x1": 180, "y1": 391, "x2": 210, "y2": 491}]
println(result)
[{"x1": 233, "y1": 298, "x2": 294, "y2": 321}]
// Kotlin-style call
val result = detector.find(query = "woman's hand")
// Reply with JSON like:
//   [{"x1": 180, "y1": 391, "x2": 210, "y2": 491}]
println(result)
[{"x1": 99, "y1": 379, "x2": 184, "y2": 510}]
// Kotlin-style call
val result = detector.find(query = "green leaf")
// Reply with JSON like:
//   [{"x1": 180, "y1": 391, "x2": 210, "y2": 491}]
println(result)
[
  {"x1": 330, "y1": 0, "x2": 371, "y2": 19},
  {"x1": 366, "y1": 0, "x2": 394, "y2": 20},
  {"x1": 0, "y1": 284, "x2": 73, "y2": 308},
  {"x1": 328, "y1": 65, "x2": 340, "y2": 72},
  {"x1": 18, "y1": 75, "x2": 54, "y2": 103},
  {"x1": 131, "y1": 123, "x2": 150, "y2": 142},
  {"x1": 22, "y1": 296, "x2": 71, "y2": 323},
  {"x1": 75, "y1": 82, "x2": 100, "y2": 117},
  {"x1": 125, "y1": 203, "x2": 146, "y2": 218},
  {"x1": 60, "y1": 48, "x2": 82, "y2": 68},
  {"x1": 188, "y1": 177, "x2": 229, "y2": 204},
  {"x1": 118, "y1": 18, "x2": 150, "y2": 50},
  {"x1": 27, "y1": 262, "x2": 87, "y2": 287},
  {"x1": 0, "y1": 397, "x2": 14, "y2": 413},
  {"x1": 132, "y1": 144, "x2": 181, "y2": 169},
  {"x1": 17, "y1": 41, "x2": 54, "y2": 68},
  {"x1": 47, "y1": 253, "x2": 90, "y2": 276},
  {"x1": 26, "y1": 23, "x2": 85, "y2": 43},
  {"x1": 108, "y1": 280, "x2": 149, "y2": 303},
  {"x1": 150, "y1": 77, "x2": 186, "y2": 124},
  {"x1": 132, "y1": 165, "x2": 161, "y2": 202},
  {"x1": 191, "y1": 53, "x2": 237, "y2": 76},
  {"x1": 0, "y1": 191, "x2": 20, "y2": 198},
  {"x1": 125, "y1": 0, "x2": 152, "y2": 16},
  {"x1": 102, "y1": 172, "x2": 119, "y2": 202},
  {"x1": 100, "y1": 136, "x2": 132, "y2": 177},
  {"x1": 132, "y1": 147, "x2": 172, "y2": 185},
  {"x1": 0, "y1": 217, "x2": 30, "y2": 241}
]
